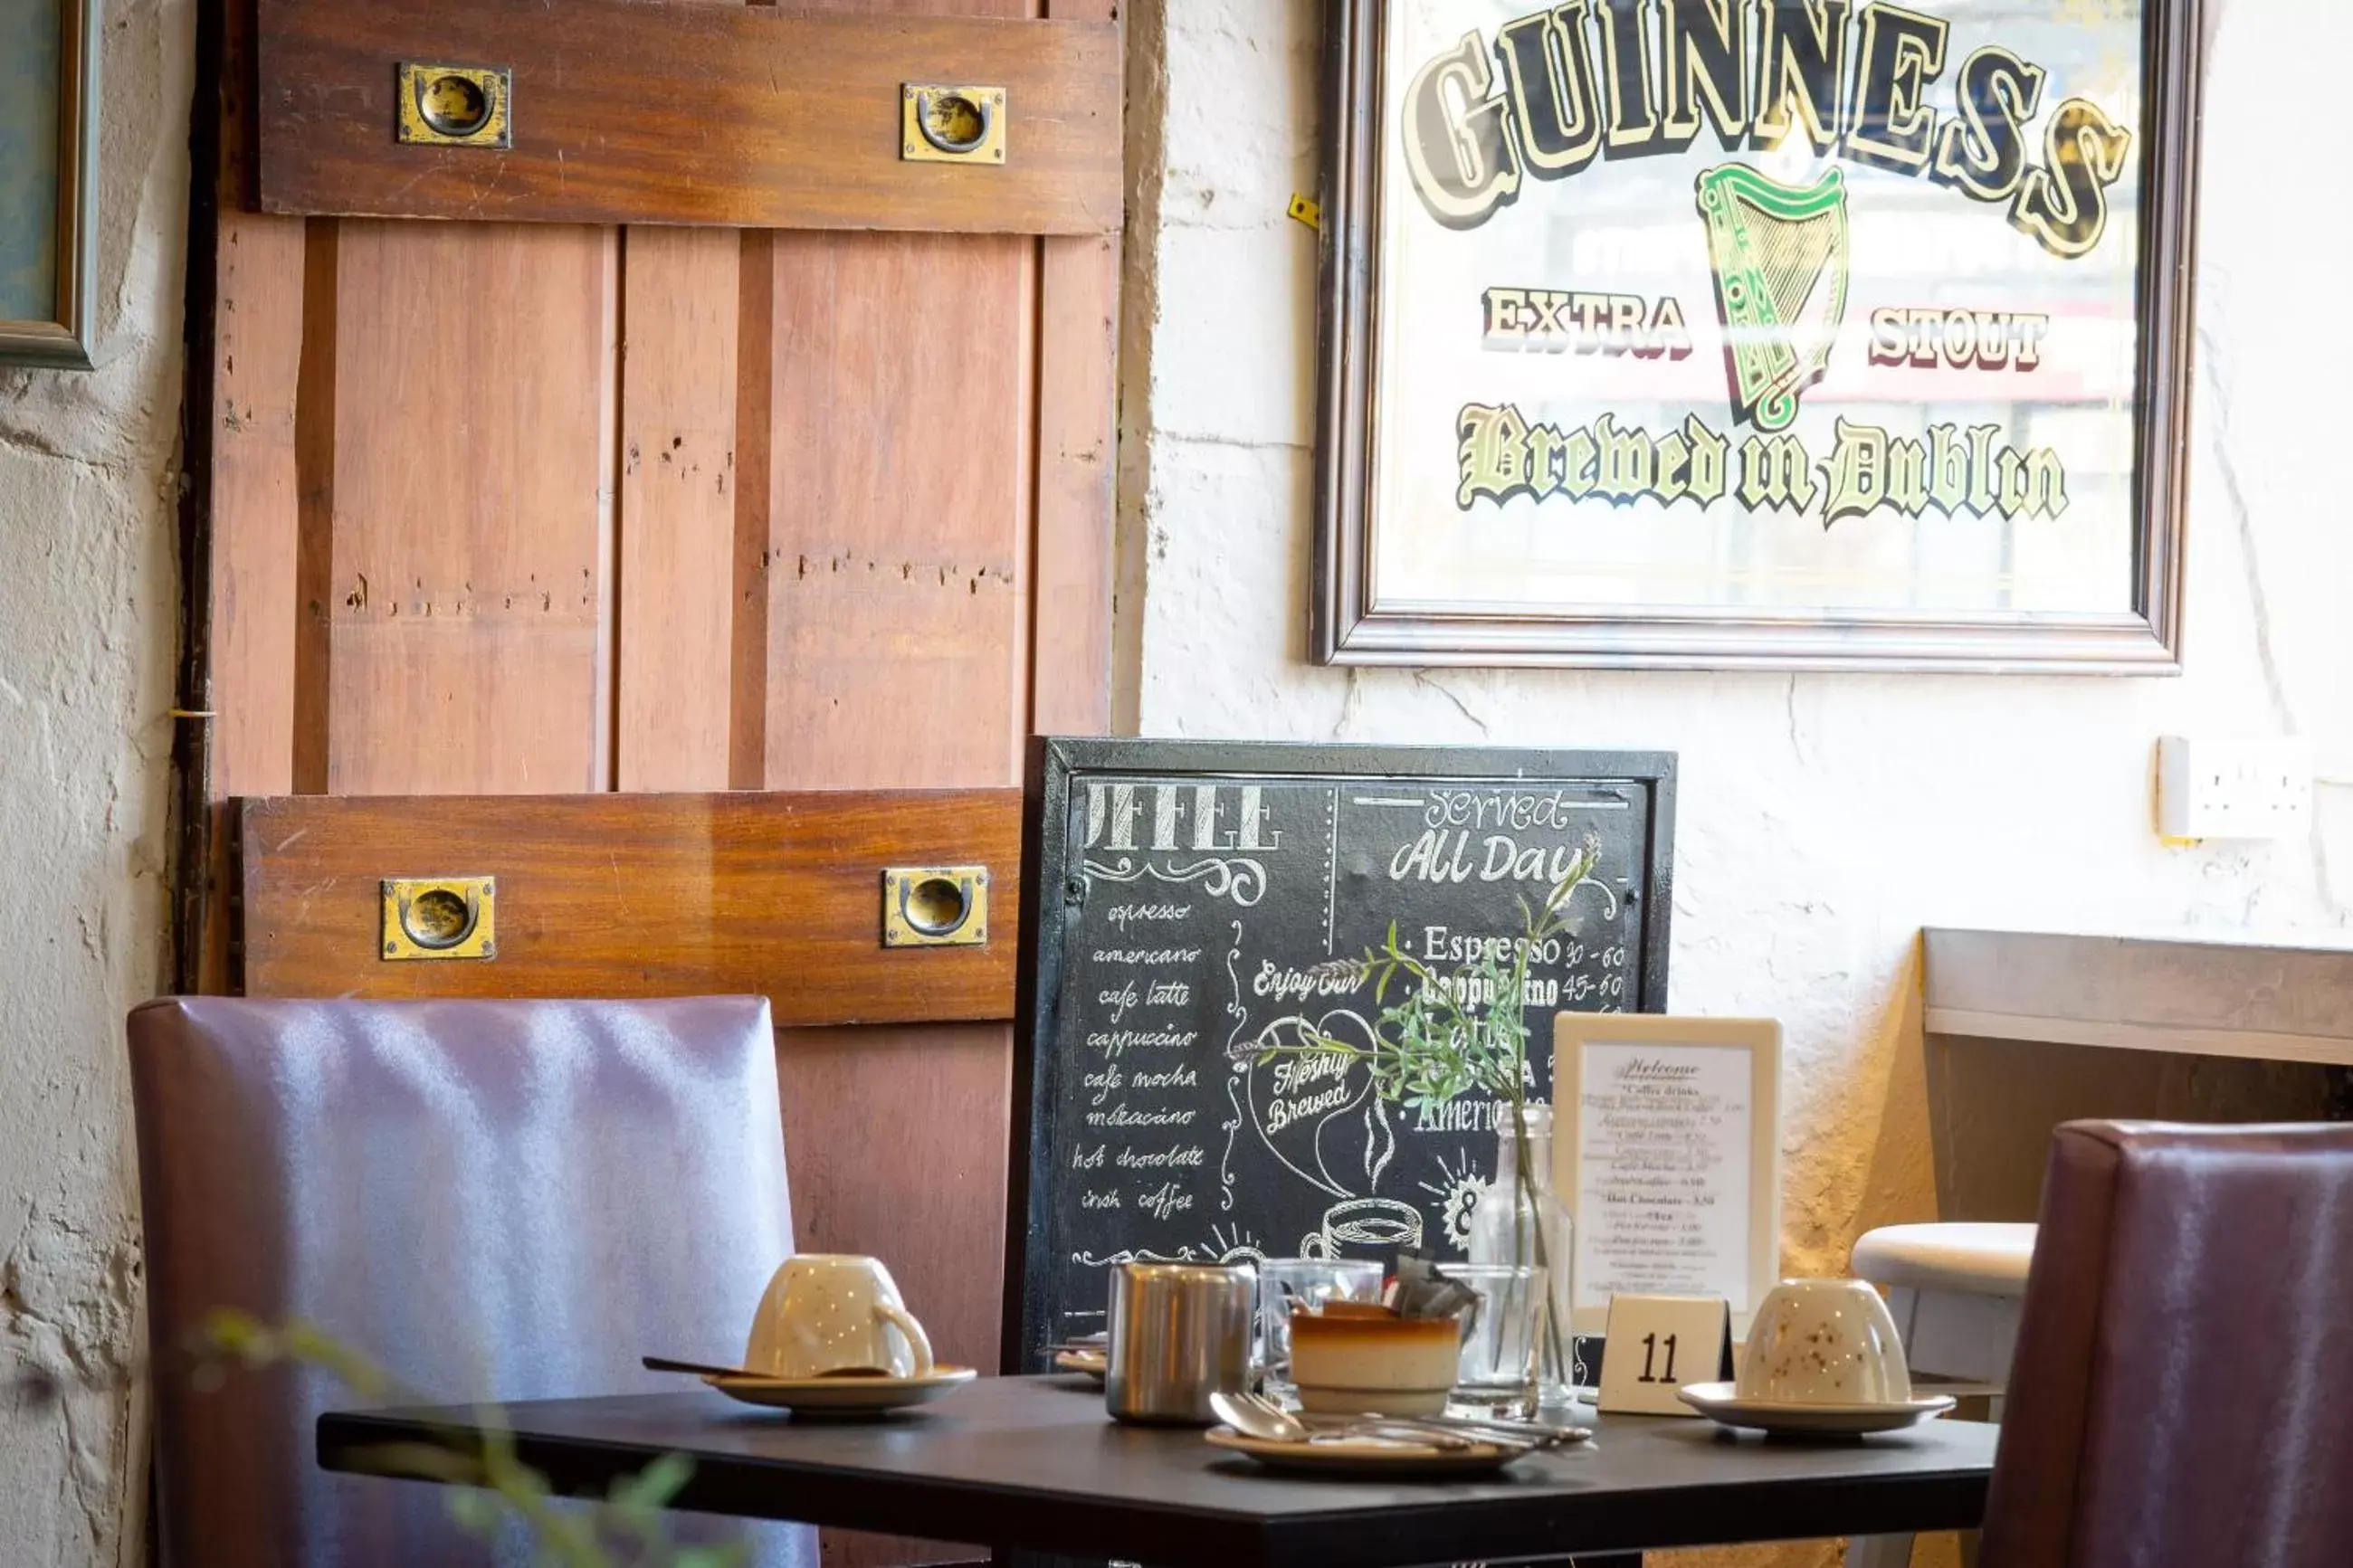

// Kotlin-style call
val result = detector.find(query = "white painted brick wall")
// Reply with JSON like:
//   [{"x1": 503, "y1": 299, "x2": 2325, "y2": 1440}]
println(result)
[
  {"x1": 1119, "y1": 24, "x2": 2353, "y2": 1566},
  {"x1": 0, "y1": 2, "x2": 195, "y2": 1563}
]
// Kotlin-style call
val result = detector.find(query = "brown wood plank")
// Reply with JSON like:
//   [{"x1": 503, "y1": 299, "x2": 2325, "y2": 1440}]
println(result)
[
  {"x1": 209, "y1": 212, "x2": 310, "y2": 798},
  {"x1": 238, "y1": 791, "x2": 1021, "y2": 1024},
  {"x1": 763, "y1": 231, "x2": 1033, "y2": 790},
  {"x1": 1031, "y1": 0, "x2": 1120, "y2": 736},
  {"x1": 730, "y1": 232, "x2": 775, "y2": 792},
  {"x1": 319, "y1": 220, "x2": 616, "y2": 794},
  {"x1": 777, "y1": 1020, "x2": 1011, "y2": 1568},
  {"x1": 774, "y1": 1024, "x2": 1013, "y2": 1380},
  {"x1": 615, "y1": 227, "x2": 741, "y2": 792},
  {"x1": 748, "y1": 38, "x2": 1044, "y2": 1560},
  {"x1": 606, "y1": 0, "x2": 759, "y2": 797},
  {"x1": 194, "y1": 0, "x2": 311, "y2": 995},
  {"x1": 253, "y1": 0, "x2": 1121, "y2": 236},
  {"x1": 291, "y1": 219, "x2": 338, "y2": 794}
]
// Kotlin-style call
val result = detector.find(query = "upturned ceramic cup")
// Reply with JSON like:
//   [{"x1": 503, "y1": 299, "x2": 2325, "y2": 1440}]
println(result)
[
  {"x1": 745, "y1": 1255, "x2": 936, "y2": 1380},
  {"x1": 1737, "y1": 1278, "x2": 1912, "y2": 1404}
]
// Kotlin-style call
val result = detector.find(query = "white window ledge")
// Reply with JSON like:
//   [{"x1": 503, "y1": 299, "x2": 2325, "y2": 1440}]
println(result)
[{"x1": 1924, "y1": 928, "x2": 2353, "y2": 1069}]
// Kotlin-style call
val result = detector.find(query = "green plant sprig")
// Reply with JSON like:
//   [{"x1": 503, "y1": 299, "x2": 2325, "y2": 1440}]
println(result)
[{"x1": 201, "y1": 1310, "x2": 748, "y2": 1568}]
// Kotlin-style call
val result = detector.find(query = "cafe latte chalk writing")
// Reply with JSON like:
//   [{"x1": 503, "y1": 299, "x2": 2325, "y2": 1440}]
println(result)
[{"x1": 1013, "y1": 741, "x2": 1677, "y2": 1368}]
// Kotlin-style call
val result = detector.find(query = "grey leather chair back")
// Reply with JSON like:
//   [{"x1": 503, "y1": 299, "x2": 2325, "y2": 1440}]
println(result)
[{"x1": 129, "y1": 995, "x2": 815, "y2": 1568}]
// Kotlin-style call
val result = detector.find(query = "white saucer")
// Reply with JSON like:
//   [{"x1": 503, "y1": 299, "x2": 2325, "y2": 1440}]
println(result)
[
  {"x1": 704, "y1": 1365, "x2": 977, "y2": 1414},
  {"x1": 1205, "y1": 1425, "x2": 1529, "y2": 1476},
  {"x1": 1053, "y1": 1349, "x2": 1107, "y2": 1383},
  {"x1": 1675, "y1": 1382, "x2": 1956, "y2": 1435}
]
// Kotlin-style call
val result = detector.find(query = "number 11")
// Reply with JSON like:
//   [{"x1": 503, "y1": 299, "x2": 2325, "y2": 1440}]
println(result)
[{"x1": 1638, "y1": 1331, "x2": 1679, "y2": 1383}]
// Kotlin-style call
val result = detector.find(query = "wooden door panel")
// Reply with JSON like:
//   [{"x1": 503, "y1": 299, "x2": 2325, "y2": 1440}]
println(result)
[
  {"x1": 776, "y1": 1024, "x2": 1009, "y2": 1568},
  {"x1": 1034, "y1": 226, "x2": 1119, "y2": 735},
  {"x1": 211, "y1": 213, "x2": 308, "y2": 798},
  {"x1": 238, "y1": 791, "x2": 1020, "y2": 1022},
  {"x1": 730, "y1": 231, "x2": 777, "y2": 792},
  {"x1": 764, "y1": 231, "x2": 1033, "y2": 790},
  {"x1": 616, "y1": 226, "x2": 742, "y2": 793},
  {"x1": 317, "y1": 221, "x2": 618, "y2": 794},
  {"x1": 254, "y1": 0, "x2": 1121, "y2": 236},
  {"x1": 790, "y1": 0, "x2": 1025, "y2": 16},
  {"x1": 774, "y1": 1025, "x2": 1014, "y2": 1370},
  {"x1": 758, "y1": 216, "x2": 1031, "y2": 1568}
]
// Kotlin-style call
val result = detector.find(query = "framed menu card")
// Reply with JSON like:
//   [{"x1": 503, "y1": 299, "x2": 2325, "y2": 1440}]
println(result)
[{"x1": 1552, "y1": 1014, "x2": 1781, "y2": 1335}]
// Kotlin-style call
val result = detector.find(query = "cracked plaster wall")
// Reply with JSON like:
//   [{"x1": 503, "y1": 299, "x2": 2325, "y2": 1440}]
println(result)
[
  {"x1": 1, "y1": 0, "x2": 195, "y2": 1563},
  {"x1": 1119, "y1": 1, "x2": 2352, "y2": 1559}
]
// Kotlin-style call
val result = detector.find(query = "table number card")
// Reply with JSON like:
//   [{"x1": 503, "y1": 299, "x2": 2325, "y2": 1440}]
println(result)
[
  {"x1": 1553, "y1": 1016, "x2": 1783, "y2": 1338},
  {"x1": 1596, "y1": 1294, "x2": 1734, "y2": 1417}
]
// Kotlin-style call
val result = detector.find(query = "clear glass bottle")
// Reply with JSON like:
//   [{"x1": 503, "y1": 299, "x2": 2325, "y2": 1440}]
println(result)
[{"x1": 1466, "y1": 1103, "x2": 1574, "y2": 1397}]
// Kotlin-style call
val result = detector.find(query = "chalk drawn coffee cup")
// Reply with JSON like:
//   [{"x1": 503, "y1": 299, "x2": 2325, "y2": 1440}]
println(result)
[
  {"x1": 1300, "y1": 1197, "x2": 1424, "y2": 1259},
  {"x1": 1737, "y1": 1278, "x2": 1910, "y2": 1404},
  {"x1": 745, "y1": 1255, "x2": 936, "y2": 1380}
]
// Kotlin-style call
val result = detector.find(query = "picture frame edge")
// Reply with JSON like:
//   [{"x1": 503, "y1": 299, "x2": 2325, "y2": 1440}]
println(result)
[
  {"x1": 1310, "y1": 0, "x2": 2205, "y2": 675},
  {"x1": 1, "y1": 0, "x2": 104, "y2": 371}
]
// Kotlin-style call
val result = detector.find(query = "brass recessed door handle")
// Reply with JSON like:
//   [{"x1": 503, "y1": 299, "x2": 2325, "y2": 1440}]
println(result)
[
  {"x1": 901, "y1": 85, "x2": 1006, "y2": 165},
  {"x1": 395, "y1": 62, "x2": 512, "y2": 148},
  {"x1": 381, "y1": 877, "x2": 497, "y2": 960},
  {"x1": 882, "y1": 867, "x2": 990, "y2": 948}
]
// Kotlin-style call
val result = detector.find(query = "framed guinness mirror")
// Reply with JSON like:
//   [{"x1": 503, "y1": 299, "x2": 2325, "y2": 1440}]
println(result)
[
  {"x1": 2, "y1": 0, "x2": 101, "y2": 369},
  {"x1": 1313, "y1": 0, "x2": 2205, "y2": 671}
]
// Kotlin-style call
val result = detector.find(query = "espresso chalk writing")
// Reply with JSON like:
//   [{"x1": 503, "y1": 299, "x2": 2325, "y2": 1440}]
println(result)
[{"x1": 1106, "y1": 901, "x2": 1193, "y2": 929}]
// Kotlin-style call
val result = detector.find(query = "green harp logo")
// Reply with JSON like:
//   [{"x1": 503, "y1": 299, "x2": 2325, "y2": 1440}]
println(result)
[{"x1": 1695, "y1": 165, "x2": 1851, "y2": 432}]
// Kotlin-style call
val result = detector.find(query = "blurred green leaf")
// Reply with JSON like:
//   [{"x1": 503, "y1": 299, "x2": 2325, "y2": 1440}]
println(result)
[
  {"x1": 201, "y1": 1316, "x2": 745, "y2": 1566},
  {"x1": 446, "y1": 1488, "x2": 500, "y2": 1535},
  {"x1": 612, "y1": 1452, "x2": 695, "y2": 1514}
]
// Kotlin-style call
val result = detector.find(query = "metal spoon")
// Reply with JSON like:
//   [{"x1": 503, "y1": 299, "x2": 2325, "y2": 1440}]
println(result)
[
  {"x1": 1217, "y1": 1392, "x2": 1490, "y2": 1452},
  {"x1": 643, "y1": 1354, "x2": 758, "y2": 1380},
  {"x1": 1211, "y1": 1390, "x2": 1308, "y2": 1441},
  {"x1": 1334, "y1": 1408, "x2": 1586, "y2": 1449}
]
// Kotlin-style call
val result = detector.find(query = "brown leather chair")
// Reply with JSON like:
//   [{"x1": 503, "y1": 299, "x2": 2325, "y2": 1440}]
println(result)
[
  {"x1": 1980, "y1": 1120, "x2": 2353, "y2": 1568},
  {"x1": 129, "y1": 995, "x2": 816, "y2": 1568}
]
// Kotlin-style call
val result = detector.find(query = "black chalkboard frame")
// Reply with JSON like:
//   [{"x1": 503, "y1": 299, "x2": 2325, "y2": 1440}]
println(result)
[{"x1": 1001, "y1": 736, "x2": 1678, "y2": 1373}]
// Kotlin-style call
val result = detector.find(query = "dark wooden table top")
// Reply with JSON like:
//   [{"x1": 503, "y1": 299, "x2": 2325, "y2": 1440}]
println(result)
[{"x1": 318, "y1": 1374, "x2": 1997, "y2": 1566}]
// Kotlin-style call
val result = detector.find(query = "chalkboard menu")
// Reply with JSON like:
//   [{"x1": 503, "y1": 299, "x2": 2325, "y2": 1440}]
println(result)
[{"x1": 1005, "y1": 739, "x2": 1676, "y2": 1369}]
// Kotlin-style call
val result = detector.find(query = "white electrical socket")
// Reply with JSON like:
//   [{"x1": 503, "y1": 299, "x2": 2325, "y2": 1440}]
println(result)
[{"x1": 2156, "y1": 736, "x2": 2314, "y2": 841}]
